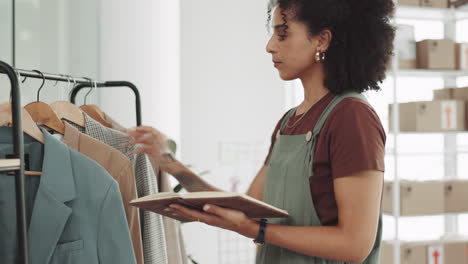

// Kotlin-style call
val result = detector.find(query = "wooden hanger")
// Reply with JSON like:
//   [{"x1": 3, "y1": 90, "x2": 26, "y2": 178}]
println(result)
[
  {"x1": 50, "y1": 101, "x2": 85, "y2": 127},
  {"x1": 80, "y1": 105, "x2": 112, "y2": 128},
  {"x1": 23, "y1": 69, "x2": 65, "y2": 134},
  {"x1": 77, "y1": 79, "x2": 112, "y2": 127},
  {"x1": 0, "y1": 103, "x2": 43, "y2": 176},
  {"x1": 24, "y1": 101, "x2": 65, "y2": 134}
]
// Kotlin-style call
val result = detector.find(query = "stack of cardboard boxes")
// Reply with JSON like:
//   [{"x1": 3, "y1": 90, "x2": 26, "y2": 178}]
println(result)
[
  {"x1": 381, "y1": 240, "x2": 468, "y2": 264},
  {"x1": 382, "y1": 180, "x2": 468, "y2": 215},
  {"x1": 399, "y1": 0, "x2": 449, "y2": 8},
  {"x1": 381, "y1": 179, "x2": 468, "y2": 263},
  {"x1": 390, "y1": 24, "x2": 468, "y2": 71},
  {"x1": 389, "y1": 86, "x2": 468, "y2": 132}
]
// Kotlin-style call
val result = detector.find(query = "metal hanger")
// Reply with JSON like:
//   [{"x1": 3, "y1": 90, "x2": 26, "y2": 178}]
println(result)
[
  {"x1": 50, "y1": 75, "x2": 85, "y2": 127},
  {"x1": 23, "y1": 70, "x2": 65, "y2": 134},
  {"x1": 79, "y1": 79, "x2": 112, "y2": 128}
]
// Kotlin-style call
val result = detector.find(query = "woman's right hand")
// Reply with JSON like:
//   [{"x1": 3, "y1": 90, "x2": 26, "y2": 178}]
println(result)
[{"x1": 126, "y1": 126, "x2": 171, "y2": 163}]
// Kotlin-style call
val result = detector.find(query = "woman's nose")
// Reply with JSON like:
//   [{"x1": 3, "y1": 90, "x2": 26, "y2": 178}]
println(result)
[{"x1": 266, "y1": 36, "x2": 276, "y2": 54}]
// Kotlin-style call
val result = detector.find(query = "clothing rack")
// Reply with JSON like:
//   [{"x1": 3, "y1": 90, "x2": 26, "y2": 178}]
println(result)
[
  {"x1": 70, "y1": 81, "x2": 142, "y2": 126},
  {"x1": 0, "y1": 60, "x2": 142, "y2": 263}
]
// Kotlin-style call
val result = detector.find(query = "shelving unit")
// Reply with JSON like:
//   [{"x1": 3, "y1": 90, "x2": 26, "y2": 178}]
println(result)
[{"x1": 389, "y1": 3, "x2": 468, "y2": 264}]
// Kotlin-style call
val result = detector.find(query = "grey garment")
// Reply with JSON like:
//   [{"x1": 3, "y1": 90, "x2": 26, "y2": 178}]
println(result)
[
  {"x1": 103, "y1": 113, "x2": 189, "y2": 264},
  {"x1": 0, "y1": 127, "x2": 136, "y2": 264},
  {"x1": 68, "y1": 114, "x2": 168, "y2": 264}
]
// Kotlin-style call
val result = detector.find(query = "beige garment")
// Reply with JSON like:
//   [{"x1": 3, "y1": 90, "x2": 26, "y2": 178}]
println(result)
[
  {"x1": 159, "y1": 172, "x2": 188, "y2": 264},
  {"x1": 104, "y1": 113, "x2": 188, "y2": 264},
  {"x1": 63, "y1": 123, "x2": 144, "y2": 264}
]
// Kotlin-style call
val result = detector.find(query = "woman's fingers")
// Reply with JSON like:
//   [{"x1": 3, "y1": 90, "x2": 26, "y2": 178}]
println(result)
[
  {"x1": 128, "y1": 132, "x2": 157, "y2": 145},
  {"x1": 127, "y1": 146, "x2": 154, "y2": 156},
  {"x1": 169, "y1": 204, "x2": 220, "y2": 224}
]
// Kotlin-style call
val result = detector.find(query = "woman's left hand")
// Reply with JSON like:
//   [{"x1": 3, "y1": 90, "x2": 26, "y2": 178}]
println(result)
[{"x1": 167, "y1": 203, "x2": 259, "y2": 238}]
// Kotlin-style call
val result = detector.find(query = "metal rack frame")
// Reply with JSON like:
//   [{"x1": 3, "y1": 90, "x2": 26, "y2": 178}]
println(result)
[
  {"x1": 0, "y1": 61, "x2": 29, "y2": 264},
  {"x1": 70, "y1": 81, "x2": 142, "y2": 126}
]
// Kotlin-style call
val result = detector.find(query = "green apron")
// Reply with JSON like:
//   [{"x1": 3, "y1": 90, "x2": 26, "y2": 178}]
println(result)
[{"x1": 256, "y1": 92, "x2": 382, "y2": 264}]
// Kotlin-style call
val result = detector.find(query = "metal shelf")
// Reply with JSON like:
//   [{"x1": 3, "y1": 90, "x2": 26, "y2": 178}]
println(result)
[
  {"x1": 383, "y1": 212, "x2": 468, "y2": 217},
  {"x1": 0, "y1": 159, "x2": 20, "y2": 172},
  {"x1": 396, "y1": 6, "x2": 468, "y2": 21},
  {"x1": 387, "y1": 69, "x2": 468, "y2": 77},
  {"x1": 388, "y1": 130, "x2": 468, "y2": 134}
]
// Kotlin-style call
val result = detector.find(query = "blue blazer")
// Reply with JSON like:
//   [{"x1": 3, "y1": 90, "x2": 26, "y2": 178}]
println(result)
[{"x1": 0, "y1": 127, "x2": 136, "y2": 264}]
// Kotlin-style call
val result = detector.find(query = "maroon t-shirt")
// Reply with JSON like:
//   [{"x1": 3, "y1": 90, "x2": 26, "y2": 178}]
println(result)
[{"x1": 264, "y1": 92, "x2": 386, "y2": 226}]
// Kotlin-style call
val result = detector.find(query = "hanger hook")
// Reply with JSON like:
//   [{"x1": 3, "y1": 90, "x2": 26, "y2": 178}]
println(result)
[
  {"x1": 83, "y1": 77, "x2": 93, "y2": 105},
  {"x1": 66, "y1": 75, "x2": 77, "y2": 101},
  {"x1": 84, "y1": 79, "x2": 98, "y2": 105},
  {"x1": 63, "y1": 74, "x2": 70, "y2": 90},
  {"x1": 32, "y1": 70, "x2": 46, "y2": 102}
]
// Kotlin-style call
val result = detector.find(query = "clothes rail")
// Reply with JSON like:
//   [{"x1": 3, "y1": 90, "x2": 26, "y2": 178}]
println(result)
[
  {"x1": 0, "y1": 60, "x2": 29, "y2": 264},
  {"x1": 70, "y1": 81, "x2": 142, "y2": 126},
  {"x1": 7, "y1": 68, "x2": 141, "y2": 126},
  {"x1": 15, "y1": 68, "x2": 106, "y2": 85}
]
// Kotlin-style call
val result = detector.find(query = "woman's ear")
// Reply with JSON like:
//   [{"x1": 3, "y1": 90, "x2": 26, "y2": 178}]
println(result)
[{"x1": 317, "y1": 29, "x2": 332, "y2": 52}]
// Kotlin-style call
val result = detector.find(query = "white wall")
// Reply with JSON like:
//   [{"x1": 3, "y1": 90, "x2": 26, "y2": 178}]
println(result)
[
  {"x1": 0, "y1": 0, "x2": 100, "y2": 105},
  {"x1": 98, "y1": 0, "x2": 181, "y2": 141},
  {"x1": 180, "y1": 1, "x2": 285, "y2": 263}
]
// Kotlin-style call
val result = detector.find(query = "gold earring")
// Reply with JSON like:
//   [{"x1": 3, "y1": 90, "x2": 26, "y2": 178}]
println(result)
[{"x1": 315, "y1": 51, "x2": 321, "y2": 62}]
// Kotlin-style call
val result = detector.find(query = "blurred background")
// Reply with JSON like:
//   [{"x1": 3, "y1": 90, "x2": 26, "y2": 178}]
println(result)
[{"x1": 1, "y1": 0, "x2": 468, "y2": 263}]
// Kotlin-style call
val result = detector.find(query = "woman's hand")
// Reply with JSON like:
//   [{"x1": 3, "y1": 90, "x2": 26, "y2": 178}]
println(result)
[
  {"x1": 126, "y1": 126, "x2": 171, "y2": 163},
  {"x1": 167, "y1": 203, "x2": 260, "y2": 238}
]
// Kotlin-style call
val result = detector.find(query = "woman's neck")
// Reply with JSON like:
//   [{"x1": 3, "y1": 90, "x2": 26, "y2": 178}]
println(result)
[{"x1": 296, "y1": 65, "x2": 329, "y2": 115}]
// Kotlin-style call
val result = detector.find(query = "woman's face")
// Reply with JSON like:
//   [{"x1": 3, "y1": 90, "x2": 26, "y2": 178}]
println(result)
[{"x1": 266, "y1": 7, "x2": 320, "y2": 81}]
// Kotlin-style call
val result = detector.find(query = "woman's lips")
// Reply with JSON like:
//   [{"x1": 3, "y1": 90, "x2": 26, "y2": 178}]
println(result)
[{"x1": 274, "y1": 62, "x2": 282, "y2": 68}]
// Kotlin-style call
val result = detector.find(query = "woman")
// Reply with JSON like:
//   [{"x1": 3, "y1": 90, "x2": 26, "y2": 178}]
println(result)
[{"x1": 127, "y1": 0, "x2": 394, "y2": 263}]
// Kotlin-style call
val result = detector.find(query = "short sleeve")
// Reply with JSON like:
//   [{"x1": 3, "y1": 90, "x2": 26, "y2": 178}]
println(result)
[
  {"x1": 328, "y1": 99, "x2": 386, "y2": 179},
  {"x1": 98, "y1": 181, "x2": 137, "y2": 264}
]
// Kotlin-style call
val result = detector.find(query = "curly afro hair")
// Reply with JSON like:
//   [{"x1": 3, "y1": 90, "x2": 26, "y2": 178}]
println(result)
[{"x1": 267, "y1": 0, "x2": 395, "y2": 94}]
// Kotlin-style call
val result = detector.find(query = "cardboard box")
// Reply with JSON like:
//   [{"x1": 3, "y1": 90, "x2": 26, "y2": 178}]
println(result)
[
  {"x1": 456, "y1": 43, "x2": 468, "y2": 70},
  {"x1": 382, "y1": 240, "x2": 468, "y2": 264},
  {"x1": 421, "y1": 0, "x2": 450, "y2": 7},
  {"x1": 434, "y1": 87, "x2": 468, "y2": 101},
  {"x1": 395, "y1": 24, "x2": 417, "y2": 69},
  {"x1": 445, "y1": 179, "x2": 468, "y2": 213},
  {"x1": 417, "y1": 39, "x2": 456, "y2": 70},
  {"x1": 443, "y1": 240, "x2": 468, "y2": 264},
  {"x1": 383, "y1": 180, "x2": 445, "y2": 215},
  {"x1": 381, "y1": 241, "x2": 429, "y2": 264},
  {"x1": 398, "y1": 0, "x2": 421, "y2": 6},
  {"x1": 389, "y1": 100, "x2": 466, "y2": 132}
]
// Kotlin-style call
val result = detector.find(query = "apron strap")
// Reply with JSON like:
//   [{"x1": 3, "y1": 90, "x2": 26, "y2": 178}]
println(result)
[
  {"x1": 279, "y1": 107, "x2": 298, "y2": 133},
  {"x1": 312, "y1": 91, "x2": 368, "y2": 137},
  {"x1": 308, "y1": 91, "x2": 368, "y2": 177}
]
